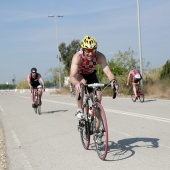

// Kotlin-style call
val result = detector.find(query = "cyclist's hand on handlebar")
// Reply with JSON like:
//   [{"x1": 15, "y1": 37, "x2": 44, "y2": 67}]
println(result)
[
  {"x1": 110, "y1": 79, "x2": 117, "y2": 89},
  {"x1": 111, "y1": 79, "x2": 119, "y2": 99}
]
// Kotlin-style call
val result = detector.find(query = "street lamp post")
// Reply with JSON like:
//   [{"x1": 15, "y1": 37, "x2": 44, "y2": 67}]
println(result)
[
  {"x1": 48, "y1": 15, "x2": 63, "y2": 89},
  {"x1": 137, "y1": 0, "x2": 143, "y2": 85}
]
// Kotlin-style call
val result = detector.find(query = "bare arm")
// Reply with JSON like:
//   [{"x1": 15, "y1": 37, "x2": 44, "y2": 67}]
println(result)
[
  {"x1": 27, "y1": 74, "x2": 32, "y2": 88},
  {"x1": 127, "y1": 71, "x2": 131, "y2": 85},
  {"x1": 69, "y1": 52, "x2": 81, "y2": 86},
  {"x1": 38, "y1": 74, "x2": 45, "y2": 87}
]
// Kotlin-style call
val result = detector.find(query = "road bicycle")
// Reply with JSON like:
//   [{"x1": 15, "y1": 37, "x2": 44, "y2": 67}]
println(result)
[
  {"x1": 77, "y1": 80, "x2": 118, "y2": 160},
  {"x1": 131, "y1": 83, "x2": 144, "y2": 103},
  {"x1": 33, "y1": 85, "x2": 44, "y2": 115}
]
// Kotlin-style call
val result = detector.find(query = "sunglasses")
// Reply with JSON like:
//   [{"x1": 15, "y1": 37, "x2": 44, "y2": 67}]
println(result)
[{"x1": 84, "y1": 49, "x2": 96, "y2": 53}]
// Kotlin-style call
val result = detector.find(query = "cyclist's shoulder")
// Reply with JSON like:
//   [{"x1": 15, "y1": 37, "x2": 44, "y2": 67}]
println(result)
[
  {"x1": 72, "y1": 52, "x2": 82, "y2": 66},
  {"x1": 37, "y1": 73, "x2": 42, "y2": 78},
  {"x1": 96, "y1": 51, "x2": 105, "y2": 58},
  {"x1": 73, "y1": 50, "x2": 82, "y2": 58}
]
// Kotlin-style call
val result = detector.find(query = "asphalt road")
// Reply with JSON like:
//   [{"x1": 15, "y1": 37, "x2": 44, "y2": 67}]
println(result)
[{"x1": 0, "y1": 90, "x2": 170, "y2": 170}]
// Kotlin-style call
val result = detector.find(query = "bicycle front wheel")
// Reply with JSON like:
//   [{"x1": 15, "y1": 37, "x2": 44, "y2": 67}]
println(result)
[
  {"x1": 79, "y1": 106, "x2": 90, "y2": 150},
  {"x1": 37, "y1": 95, "x2": 41, "y2": 115},
  {"x1": 93, "y1": 103, "x2": 108, "y2": 160}
]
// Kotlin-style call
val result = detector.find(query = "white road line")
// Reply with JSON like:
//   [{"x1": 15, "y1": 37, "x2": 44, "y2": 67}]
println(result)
[
  {"x1": 106, "y1": 109, "x2": 170, "y2": 123},
  {"x1": 19, "y1": 96, "x2": 170, "y2": 123},
  {"x1": 11, "y1": 131, "x2": 33, "y2": 170},
  {"x1": 43, "y1": 99, "x2": 77, "y2": 106}
]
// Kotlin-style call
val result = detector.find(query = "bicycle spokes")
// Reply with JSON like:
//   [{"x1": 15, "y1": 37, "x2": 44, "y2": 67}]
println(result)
[
  {"x1": 79, "y1": 120, "x2": 90, "y2": 150},
  {"x1": 93, "y1": 104, "x2": 108, "y2": 160}
]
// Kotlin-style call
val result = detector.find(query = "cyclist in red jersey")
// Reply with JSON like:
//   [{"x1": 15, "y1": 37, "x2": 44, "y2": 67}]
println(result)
[
  {"x1": 127, "y1": 69, "x2": 142, "y2": 99},
  {"x1": 27, "y1": 68, "x2": 45, "y2": 108},
  {"x1": 69, "y1": 35, "x2": 116, "y2": 120}
]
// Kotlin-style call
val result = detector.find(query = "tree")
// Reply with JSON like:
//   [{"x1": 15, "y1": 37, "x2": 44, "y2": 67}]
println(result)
[
  {"x1": 45, "y1": 68, "x2": 60, "y2": 88},
  {"x1": 16, "y1": 79, "x2": 29, "y2": 89},
  {"x1": 113, "y1": 48, "x2": 139, "y2": 70},
  {"x1": 107, "y1": 48, "x2": 142, "y2": 94},
  {"x1": 160, "y1": 60, "x2": 170, "y2": 79},
  {"x1": 59, "y1": 40, "x2": 80, "y2": 75}
]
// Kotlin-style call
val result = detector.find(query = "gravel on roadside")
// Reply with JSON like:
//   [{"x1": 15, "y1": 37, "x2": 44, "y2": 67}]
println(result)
[{"x1": 0, "y1": 121, "x2": 7, "y2": 170}]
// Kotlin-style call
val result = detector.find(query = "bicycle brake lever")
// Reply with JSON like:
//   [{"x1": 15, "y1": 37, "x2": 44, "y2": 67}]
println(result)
[
  {"x1": 112, "y1": 83, "x2": 118, "y2": 99},
  {"x1": 112, "y1": 88, "x2": 117, "y2": 99},
  {"x1": 78, "y1": 93, "x2": 82, "y2": 100}
]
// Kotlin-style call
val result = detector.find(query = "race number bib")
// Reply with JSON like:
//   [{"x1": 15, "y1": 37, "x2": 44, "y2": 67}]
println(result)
[{"x1": 135, "y1": 74, "x2": 141, "y2": 79}]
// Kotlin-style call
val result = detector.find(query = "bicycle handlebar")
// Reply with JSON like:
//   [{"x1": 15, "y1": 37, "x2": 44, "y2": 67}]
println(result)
[
  {"x1": 77, "y1": 80, "x2": 119, "y2": 100},
  {"x1": 33, "y1": 85, "x2": 46, "y2": 92}
]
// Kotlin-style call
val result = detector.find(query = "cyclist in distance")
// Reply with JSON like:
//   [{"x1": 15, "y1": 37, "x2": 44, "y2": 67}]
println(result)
[
  {"x1": 27, "y1": 67, "x2": 45, "y2": 108},
  {"x1": 69, "y1": 35, "x2": 117, "y2": 120},
  {"x1": 126, "y1": 68, "x2": 142, "y2": 99}
]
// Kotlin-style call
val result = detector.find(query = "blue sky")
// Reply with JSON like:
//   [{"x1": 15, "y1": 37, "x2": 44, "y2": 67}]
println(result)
[{"x1": 0, "y1": 0, "x2": 170, "y2": 84}]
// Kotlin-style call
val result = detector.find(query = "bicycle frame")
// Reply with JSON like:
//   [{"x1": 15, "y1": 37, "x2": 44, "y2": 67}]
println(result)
[
  {"x1": 78, "y1": 81, "x2": 118, "y2": 160},
  {"x1": 33, "y1": 85, "x2": 42, "y2": 115},
  {"x1": 130, "y1": 83, "x2": 144, "y2": 103}
]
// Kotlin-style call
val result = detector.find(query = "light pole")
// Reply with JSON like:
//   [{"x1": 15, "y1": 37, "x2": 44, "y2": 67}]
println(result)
[
  {"x1": 137, "y1": 0, "x2": 143, "y2": 85},
  {"x1": 48, "y1": 15, "x2": 63, "y2": 89}
]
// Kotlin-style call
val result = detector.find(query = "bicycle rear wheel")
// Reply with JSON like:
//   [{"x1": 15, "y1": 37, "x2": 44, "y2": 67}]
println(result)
[
  {"x1": 138, "y1": 87, "x2": 144, "y2": 103},
  {"x1": 79, "y1": 106, "x2": 90, "y2": 150},
  {"x1": 93, "y1": 103, "x2": 108, "y2": 160}
]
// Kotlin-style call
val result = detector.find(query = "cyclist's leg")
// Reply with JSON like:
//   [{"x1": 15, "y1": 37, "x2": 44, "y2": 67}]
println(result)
[
  {"x1": 133, "y1": 84, "x2": 137, "y2": 98},
  {"x1": 94, "y1": 90, "x2": 102, "y2": 132},
  {"x1": 75, "y1": 74, "x2": 86, "y2": 119},
  {"x1": 76, "y1": 74, "x2": 86, "y2": 109},
  {"x1": 31, "y1": 82, "x2": 37, "y2": 107},
  {"x1": 86, "y1": 71, "x2": 101, "y2": 132},
  {"x1": 132, "y1": 78, "x2": 138, "y2": 98},
  {"x1": 38, "y1": 87, "x2": 43, "y2": 105},
  {"x1": 31, "y1": 88, "x2": 36, "y2": 108},
  {"x1": 31, "y1": 89, "x2": 34, "y2": 103}
]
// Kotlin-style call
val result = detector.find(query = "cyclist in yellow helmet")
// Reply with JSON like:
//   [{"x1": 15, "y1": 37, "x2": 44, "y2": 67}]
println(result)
[{"x1": 70, "y1": 35, "x2": 117, "y2": 119}]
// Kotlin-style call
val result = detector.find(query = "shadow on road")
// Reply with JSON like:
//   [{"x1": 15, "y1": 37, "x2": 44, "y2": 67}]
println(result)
[
  {"x1": 41, "y1": 110, "x2": 68, "y2": 114},
  {"x1": 107, "y1": 137, "x2": 159, "y2": 161},
  {"x1": 144, "y1": 99, "x2": 157, "y2": 102}
]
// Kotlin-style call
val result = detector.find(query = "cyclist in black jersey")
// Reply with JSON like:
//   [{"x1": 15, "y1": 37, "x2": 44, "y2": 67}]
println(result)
[{"x1": 27, "y1": 67, "x2": 45, "y2": 108}]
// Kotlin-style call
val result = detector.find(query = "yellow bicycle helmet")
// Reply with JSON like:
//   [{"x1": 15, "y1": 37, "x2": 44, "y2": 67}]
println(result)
[{"x1": 80, "y1": 35, "x2": 98, "y2": 49}]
